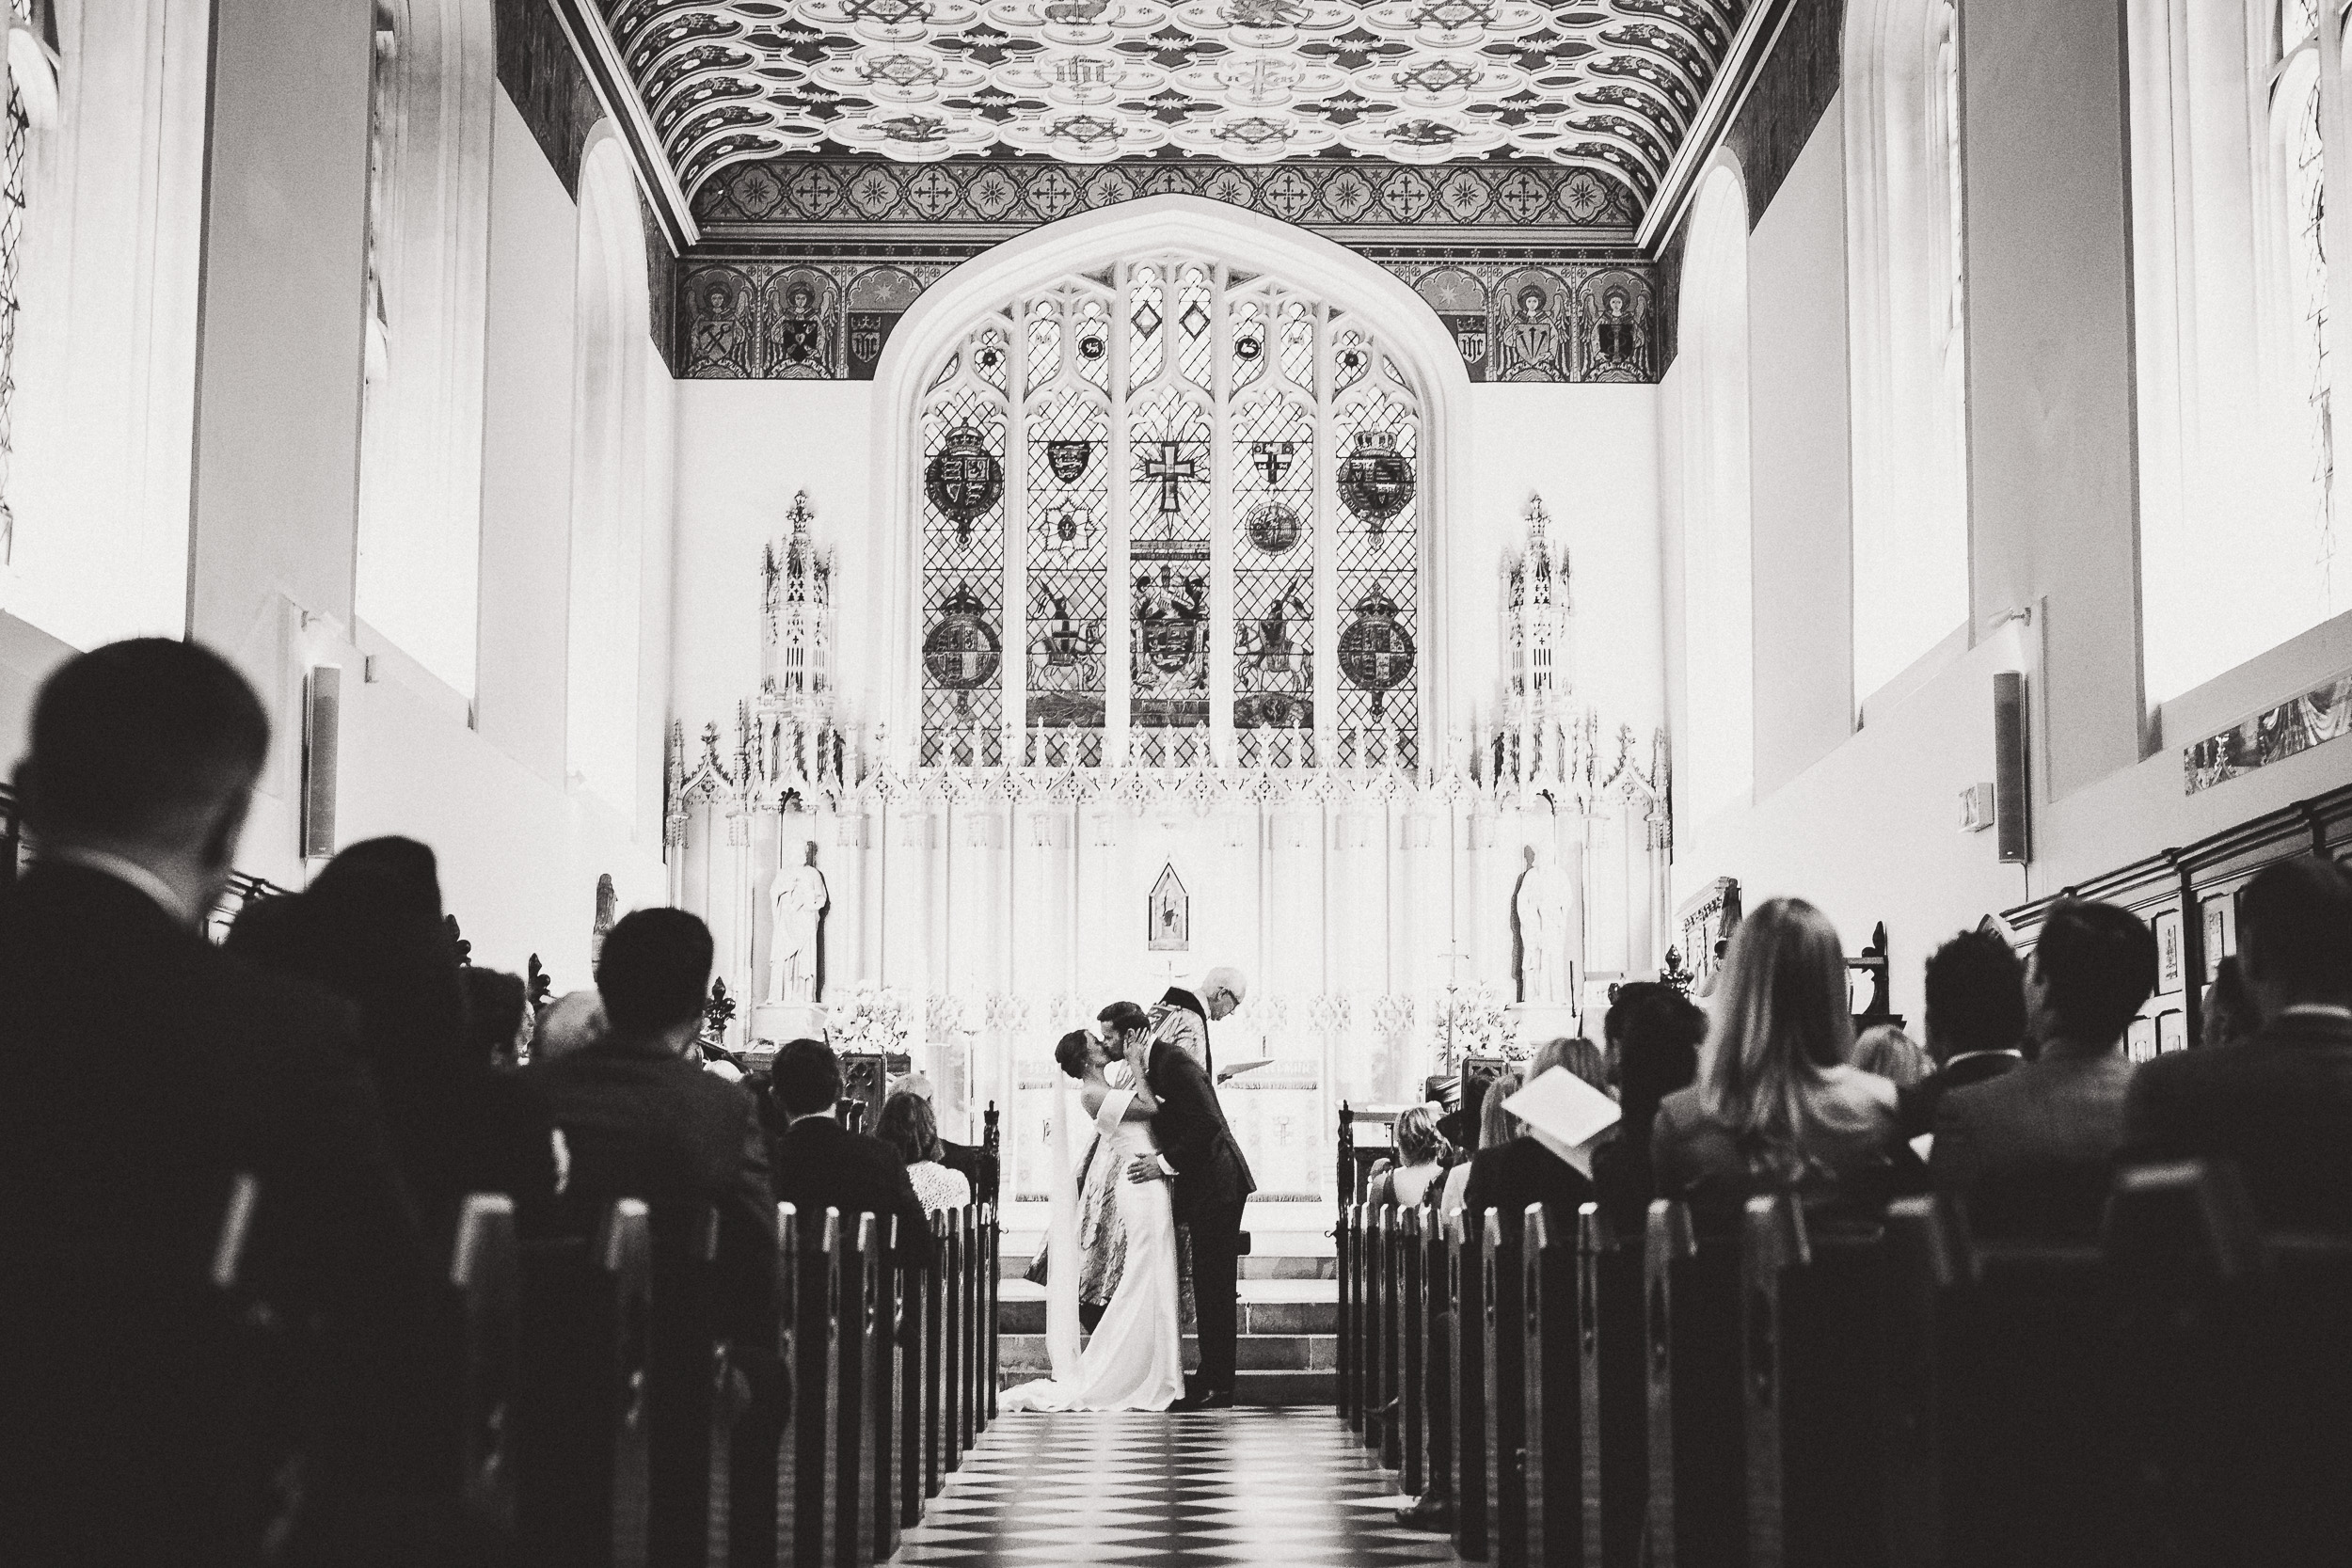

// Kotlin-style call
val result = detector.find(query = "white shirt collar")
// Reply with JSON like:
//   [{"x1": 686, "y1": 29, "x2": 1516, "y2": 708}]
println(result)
[
  {"x1": 1943, "y1": 1048, "x2": 2023, "y2": 1069},
  {"x1": 2280, "y1": 1004, "x2": 2352, "y2": 1024},
  {"x1": 41, "y1": 846, "x2": 202, "y2": 927}
]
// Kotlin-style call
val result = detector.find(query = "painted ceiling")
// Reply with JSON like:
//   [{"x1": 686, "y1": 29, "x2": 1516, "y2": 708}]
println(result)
[{"x1": 601, "y1": 0, "x2": 1742, "y2": 216}]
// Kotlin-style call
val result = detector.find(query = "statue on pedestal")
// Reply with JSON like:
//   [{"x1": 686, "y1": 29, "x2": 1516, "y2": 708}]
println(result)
[
  {"x1": 765, "y1": 841, "x2": 829, "y2": 1005},
  {"x1": 1515, "y1": 842, "x2": 1575, "y2": 1006}
]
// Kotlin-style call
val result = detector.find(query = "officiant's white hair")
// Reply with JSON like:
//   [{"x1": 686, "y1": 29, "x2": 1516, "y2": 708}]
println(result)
[{"x1": 1203, "y1": 965, "x2": 1248, "y2": 1003}]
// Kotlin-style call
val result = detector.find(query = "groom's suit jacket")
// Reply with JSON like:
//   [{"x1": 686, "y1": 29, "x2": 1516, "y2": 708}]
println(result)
[{"x1": 1143, "y1": 1020, "x2": 1256, "y2": 1225}]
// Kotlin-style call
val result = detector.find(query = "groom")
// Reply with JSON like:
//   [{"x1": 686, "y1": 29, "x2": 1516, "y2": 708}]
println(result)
[{"x1": 1100, "y1": 984, "x2": 1257, "y2": 1409}]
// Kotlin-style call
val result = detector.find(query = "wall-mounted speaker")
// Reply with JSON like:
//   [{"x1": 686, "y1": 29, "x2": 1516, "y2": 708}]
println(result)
[
  {"x1": 1993, "y1": 671, "x2": 2030, "y2": 864},
  {"x1": 302, "y1": 666, "x2": 341, "y2": 860}
]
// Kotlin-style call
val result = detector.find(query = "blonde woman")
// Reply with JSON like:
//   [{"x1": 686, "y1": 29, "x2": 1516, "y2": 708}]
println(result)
[
  {"x1": 1365, "y1": 1104, "x2": 1453, "y2": 1208},
  {"x1": 1652, "y1": 897, "x2": 1899, "y2": 1201}
]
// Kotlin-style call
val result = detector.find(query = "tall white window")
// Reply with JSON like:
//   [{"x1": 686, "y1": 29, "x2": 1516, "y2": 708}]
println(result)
[
  {"x1": 915, "y1": 255, "x2": 1425, "y2": 772},
  {"x1": 351, "y1": 0, "x2": 492, "y2": 697},
  {"x1": 567, "y1": 135, "x2": 649, "y2": 816},
  {"x1": 1677, "y1": 161, "x2": 1754, "y2": 818},
  {"x1": 1846, "y1": 0, "x2": 1972, "y2": 707}
]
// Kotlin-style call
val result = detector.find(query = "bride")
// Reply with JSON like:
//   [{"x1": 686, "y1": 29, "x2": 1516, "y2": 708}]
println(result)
[{"x1": 1001, "y1": 1027, "x2": 1186, "y2": 1412}]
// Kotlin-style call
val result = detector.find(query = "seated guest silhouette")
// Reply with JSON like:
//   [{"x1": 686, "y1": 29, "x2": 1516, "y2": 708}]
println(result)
[
  {"x1": 0, "y1": 639, "x2": 428, "y2": 1562},
  {"x1": 1364, "y1": 1103, "x2": 1453, "y2": 1208},
  {"x1": 2124, "y1": 857, "x2": 2352, "y2": 1230},
  {"x1": 1901, "y1": 927, "x2": 2029, "y2": 1140},
  {"x1": 528, "y1": 907, "x2": 779, "y2": 1568},
  {"x1": 1933, "y1": 899, "x2": 2153, "y2": 1239},
  {"x1": 877, "y1": 1089, "x2": 972, "y2": 1218},
  {"x1": 1592, "y1": 983, "x2": 1705, "y2": 1235},
  {"x1": 767, "y1": 1037, "x2": 939, "y2": 1271},
  {"x1": 1653, "y1": 898, "x2": 1902, "y2": 1212},
  {"x1": 1461, "y1": 1037, "x2": 1603, "y2": 1230}
]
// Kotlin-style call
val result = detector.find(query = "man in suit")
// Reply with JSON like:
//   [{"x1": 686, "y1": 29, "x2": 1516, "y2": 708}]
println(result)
[
  {"x1": 2123, "y1": 856, "x2": 2352, "y2": 1230},
  {"x1": 1900, "y1": 927, "x2": 2030, "y2": 1139},
  {"x1": 766, "y1": 1036, "x2": 939, "y2": 1273},
  {"x1": 1105, "y1": 993, "x2": 1257, "y2": 1409},
  {"x1": 528, "y1": 908, "x2": 780, "y2": 1568},
  {"x1": 1933, "y1": 900, "x2": 2153, "y2": 1238},
  {"x1": 0, "y1": 639, "x2": 430, "y2": 1562}
]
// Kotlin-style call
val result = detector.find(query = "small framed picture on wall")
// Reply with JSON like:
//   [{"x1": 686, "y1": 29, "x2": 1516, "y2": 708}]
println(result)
[
  {"x1": 2201, "y1": 895, "x2": 2234, "y2": 982},
  {"x1": 2158, "y1": 1010, "x2": 2187, "y2": 1055},
  {"x1": 2153, "y1": 910, "x2": 2184, "y2": 996}
]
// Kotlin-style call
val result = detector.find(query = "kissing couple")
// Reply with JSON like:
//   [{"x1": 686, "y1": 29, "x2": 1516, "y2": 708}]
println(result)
[{"x1": 1003, "y1": 974, "x2": 1257, "y2": 1413}]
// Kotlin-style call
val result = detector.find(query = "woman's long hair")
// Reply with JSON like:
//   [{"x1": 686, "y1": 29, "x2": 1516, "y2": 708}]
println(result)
[{"x1": 1697, "y1": 896, "x2": 1856, "y2": 1183}]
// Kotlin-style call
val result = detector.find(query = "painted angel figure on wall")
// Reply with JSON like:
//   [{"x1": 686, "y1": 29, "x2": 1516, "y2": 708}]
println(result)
[
  {"x1": 1495, "y1": 283, "x2": 1572, "y2": 381},
  {"x1": 687, "y1": 276, "x2": 753, "y2": 378}
]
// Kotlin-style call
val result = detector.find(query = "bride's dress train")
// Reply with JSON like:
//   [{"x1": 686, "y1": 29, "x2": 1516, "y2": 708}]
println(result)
[{"x1": 1001, "y1": 1086, "x2": 1186, "y2": 1412}]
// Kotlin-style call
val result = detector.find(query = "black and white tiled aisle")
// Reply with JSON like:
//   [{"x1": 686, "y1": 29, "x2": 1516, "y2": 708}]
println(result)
[{"x1": 888, "y1": 1408, "x2": 1469, "y2": 1567}]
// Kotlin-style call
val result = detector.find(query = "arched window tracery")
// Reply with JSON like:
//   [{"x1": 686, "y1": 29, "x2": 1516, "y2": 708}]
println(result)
[{"x1": 916, "y1": 254, "x2": 1425, "y2": 771}]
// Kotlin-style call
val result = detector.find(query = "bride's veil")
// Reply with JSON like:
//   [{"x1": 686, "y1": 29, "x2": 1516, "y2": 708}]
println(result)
[{"x1": 1042, "y1": 1069, "x2": 1084, "y2": 1379}]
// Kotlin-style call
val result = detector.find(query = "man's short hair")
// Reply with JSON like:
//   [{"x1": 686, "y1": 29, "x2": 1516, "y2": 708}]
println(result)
[
  {"x1": 2240, "y1": 856, "x2": 2352, "y2": 1003},
  {"x1": 1922, "y1": 927, "x2": 2028, "y2": 1062},
  {"x1": 770, "y1": 1037, "x2": 842, "y2": 1117},
  {"x1": 2031, "y1": 900, "x2": 2157, "y2": 1046},
  {"x1": 1097, "y1": 1000, "x2": 1151, "y2": 1035},
  {"x1": 595, "y1": 907, "x2": 712, "y2": 1037},
  {"x1": 21, "y1": 639, "x2": 270, "y2": 842}
]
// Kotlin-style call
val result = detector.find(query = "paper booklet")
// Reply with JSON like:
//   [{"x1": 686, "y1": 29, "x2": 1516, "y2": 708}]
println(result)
[{"x1": 1501, "y1": 1066, "x2": 1625, "y2": 1178}]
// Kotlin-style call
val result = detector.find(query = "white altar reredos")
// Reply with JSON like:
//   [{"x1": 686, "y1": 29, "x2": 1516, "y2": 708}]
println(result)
[{"x1": 665, "y1": 215, "x2": 1671, "y2": 1212}]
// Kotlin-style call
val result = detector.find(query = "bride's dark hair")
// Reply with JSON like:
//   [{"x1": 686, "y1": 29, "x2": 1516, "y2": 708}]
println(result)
[{"x1": 1055, "y1": 1029, "x2": 1095, "y2": 1080}]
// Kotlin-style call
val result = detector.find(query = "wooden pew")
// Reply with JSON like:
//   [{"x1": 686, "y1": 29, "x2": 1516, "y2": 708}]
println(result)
[
  {"x1": 450, "y1": 1193, "x2": 523, "y2": 1549},
  {"x1": 936, "y1": 1208, "x2": 964, "y2": 1474},
  {"x1": 834, "y1": 1214, "x2": 880, "y2": 1568},
  {"x1": 517, "y1": 1198, "x2": 655, "y2": 1568},
  {"x1": 1397, "y1": 1205, "x2": 1428, "y2": 1497},
  {"x1": 1643, "y1": 1198, "x2": 1742, "y2": 1568},
  {"x1": 1345, "y1": 1201, "x2": 1368, "y2": 1432},
  {"x1": 1578, "y1": 1203, "x2": 1646, "y2": 1568},
  {"x1": 897, "y1": 1213, "x2": 928, "y2": 1528},
  {"x1": 869, "y1": 1217, "x2": 904, "y2": 1561},
  {"x1": 963, "y1": 1205, "x2": 987, "y2": 1447},
  {"x1": 1368, "y1": 1204, "x2": 1395, "y2": 1459},
  {"x1": 922, "y1": 1209, "x2": 946, "y2": 1497},
  {"x1": 784, "y1": 1208, "x2": 842, "y2": 1568},
  {"x1": 1739, "y1": 1196, "x2": 1888, "y2": 1568},
  {"x1": 1481, "y1": 1211, "x2": 1527, "y2": 1568},
  {"x1": 981, "y1": 1200, "x2": 1001, "y2": 1427},
  {"x1": 199, "y1": 1173, "x2": 310, "y2": 1560},
  {"x1": 1880, "y1": 1197, "x2": 1958, "y2": 1568},
  {"x1": 1447, "y1": 1207, "x2": 1489, "y2": 1561},
  {"x1": 1521, "y1": 1202, "x2": 1578, "y2": 1568},
  {"x1": 750, "y1": 1203, "x2": 803, "y2": 1568},
  {"x1": 1336, "y1": 1131, "x2": 1358, "y2": 1422}
]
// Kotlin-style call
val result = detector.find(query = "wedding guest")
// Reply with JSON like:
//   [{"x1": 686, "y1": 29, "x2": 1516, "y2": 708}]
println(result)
[
  {"x1": 1553, "y1": 1036, "x2": 1613, "y2": 1097},
  {"x1": 1463, "y1": 1043, "x2": 1597, "y2": 1232},
  {"x1": 529, "y1": 908, "x2": 781, "y2": 1568},
  {"x1": 1365, "y1": 1104, "x2": 1452, "y2": 1207},
  {"x1": 2201, "y1": 955, "x2": 2259, "y2": 1050},
  {"x1": 2123, "y1": 857, "x2": 2352, "y2": 1230},
  {"x1": 895, "y1": 1071, "x2": 997, "y2": 1204},
  {"x1": 1933, "y1": 900, "x2": 2153, "y2": 1239},
  {"x1": 0, "y1": 639, "x2": 428, "y2": 1561},
  {"x1": 1653, "y1": 898, "x2": 1900, "y2": 1209},
  {"x1": 1901, "y1": 928, "x2": 2028, "y2": 1138},
  {"x1": 532, "y1": 988, "x2": 607, "y2": 1061},
  {"x1": 1440, "y1": 1071, "x2": 1520, "y2": 1218},
  {"x1": 1593, "y1": 985, "x2": 1706, "y2": 1234},
  {"x1": 878, "y1": 1089, "x2": 971, "y2": 1217},
  {"x1": 1854, "y1": 1023, "x2": 1931, "y2": 1087},
  {"x1": 278, "y1": 839, "x2": 564, "y2": 1245},
  {"x1": 462, "y1": 966, "x2": 531, "y2": 1069},
  {"x1": 766, "y1": 1037, "x2": 937, "y2": 1270}
]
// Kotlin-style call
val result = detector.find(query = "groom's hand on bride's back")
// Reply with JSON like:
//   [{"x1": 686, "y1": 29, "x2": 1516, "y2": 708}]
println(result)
[{"x1": 1127, "y1": 1155, "x2": 1171, "y2": 1184}]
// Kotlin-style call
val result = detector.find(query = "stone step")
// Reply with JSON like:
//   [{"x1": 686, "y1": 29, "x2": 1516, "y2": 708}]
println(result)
[
  {"x1": 995, "y1": 1291, "x2": 1335, "y2": 1337},
  {"x1": 998, "y1": 1331, "x2": 1337, "y2": 1373}
]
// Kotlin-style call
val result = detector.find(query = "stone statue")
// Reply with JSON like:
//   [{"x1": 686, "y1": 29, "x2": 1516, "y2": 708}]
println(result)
[
  {"x1": 1515, "y1": 842, "x2": 1575, "y2": 1005},
  {"x1": 765, "y1": 841, "x2": 830, "y2": 1005}
]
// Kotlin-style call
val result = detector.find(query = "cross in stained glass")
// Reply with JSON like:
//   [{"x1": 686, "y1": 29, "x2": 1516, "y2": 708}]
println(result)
[{"x1": 1140, "y1": 439, "x2": 1201, "y2": 515}]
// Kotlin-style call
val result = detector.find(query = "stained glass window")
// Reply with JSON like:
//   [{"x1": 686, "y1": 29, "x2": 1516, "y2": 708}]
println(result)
[
  {"x1": 0, "y1": 0, "x2": 33, "y2": 566},
  {"x1": 915, "y1": 256, "x2": 1424, "y2": 769}
]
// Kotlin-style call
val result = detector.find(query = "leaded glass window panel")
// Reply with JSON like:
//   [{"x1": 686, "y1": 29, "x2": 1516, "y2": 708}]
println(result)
[
  {"x1": 915, "y1": 255, "x2": 1424, "y2": 768},
  {"x1": 919, "y1": 323, "x2": 1011, "y2": 765}
]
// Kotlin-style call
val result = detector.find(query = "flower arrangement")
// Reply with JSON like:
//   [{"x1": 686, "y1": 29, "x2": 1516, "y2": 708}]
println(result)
[
  {"x1": 1428, "y1": 981, "x2": 1520, "y2": 1069},
  {"x1": 832, "y1": 983, "x2": 914, "y2": 1055}
]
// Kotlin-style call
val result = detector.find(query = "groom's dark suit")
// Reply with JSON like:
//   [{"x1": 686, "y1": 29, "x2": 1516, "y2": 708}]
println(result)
[{"x1": 1143, "y1": 1011, "x2": 1255, "y2": 1397}]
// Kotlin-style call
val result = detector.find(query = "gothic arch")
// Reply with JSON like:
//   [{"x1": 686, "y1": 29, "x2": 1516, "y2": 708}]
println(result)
[{"x1": 869, "y1": 195, "x2": 1470, "y2": 764}]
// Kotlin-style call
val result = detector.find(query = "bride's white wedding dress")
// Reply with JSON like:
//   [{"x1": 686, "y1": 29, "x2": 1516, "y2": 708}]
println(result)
[{"x1": 1001, "y1": 1083, "x2": 1186, "y2": 1412}]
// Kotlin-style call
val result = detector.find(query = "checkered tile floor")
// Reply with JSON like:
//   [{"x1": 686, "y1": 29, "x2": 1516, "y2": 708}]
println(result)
[{"x1": 888, "y1": 1408, "x2": 1466, "y2": 1567}]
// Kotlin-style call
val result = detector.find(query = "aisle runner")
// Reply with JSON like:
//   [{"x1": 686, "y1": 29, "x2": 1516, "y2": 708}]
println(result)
[{"x1": 889, "y1": 1407, "x2": 1466, "y2": 1567}]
